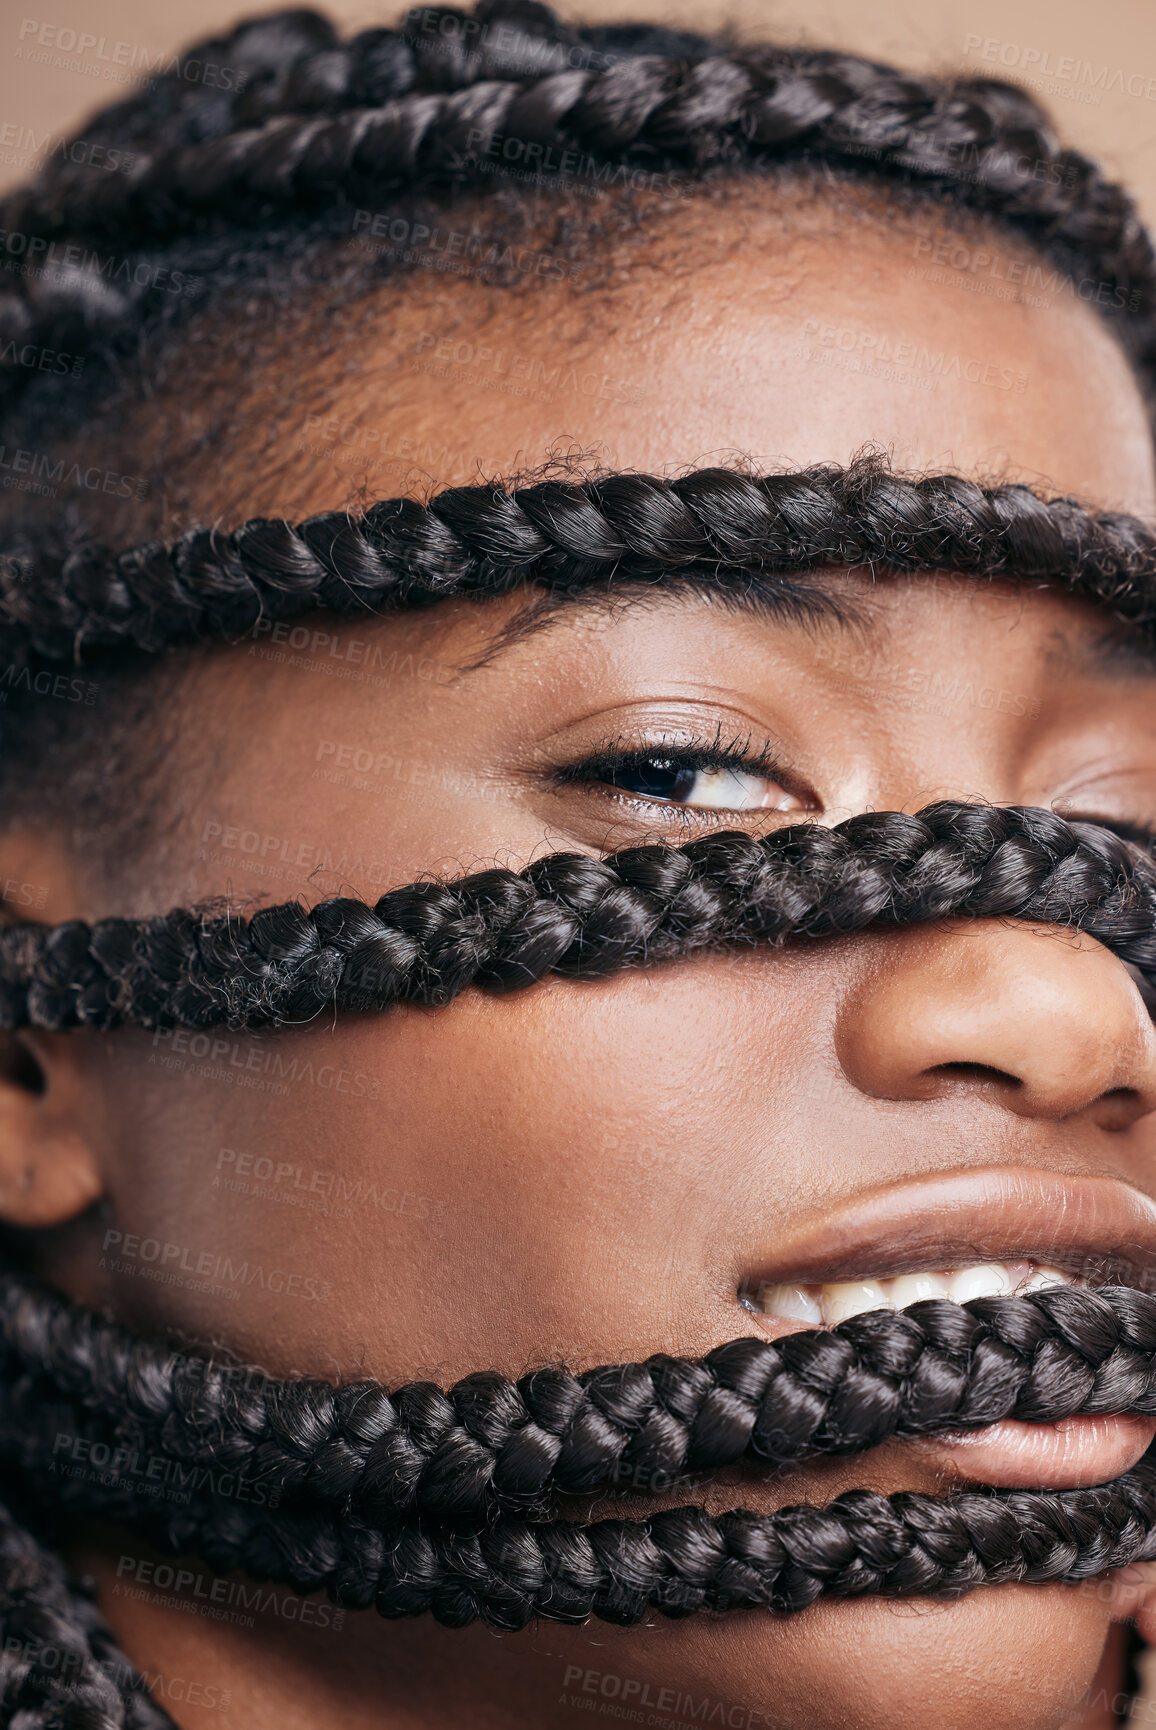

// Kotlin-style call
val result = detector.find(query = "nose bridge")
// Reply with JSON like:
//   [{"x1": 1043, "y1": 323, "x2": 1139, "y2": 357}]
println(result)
[{"x1": 832, "y1": 919, "x2": 1156, "y2": 1121}]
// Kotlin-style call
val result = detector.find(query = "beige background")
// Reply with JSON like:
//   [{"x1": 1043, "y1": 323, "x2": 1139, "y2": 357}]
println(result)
[{"x1": 1, "y1": 0, "x2": 1156, "y2": 220}]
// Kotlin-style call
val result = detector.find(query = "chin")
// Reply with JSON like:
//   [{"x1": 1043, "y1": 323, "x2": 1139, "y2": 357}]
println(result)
[{"x1": 543, "y1": 1588, "x2": 1117, "y2": 1730}]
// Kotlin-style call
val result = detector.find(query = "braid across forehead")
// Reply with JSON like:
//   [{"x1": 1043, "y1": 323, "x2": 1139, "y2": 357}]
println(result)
[{"x1": 3, "y1": 459, "x2": 1156, "y2": 670}]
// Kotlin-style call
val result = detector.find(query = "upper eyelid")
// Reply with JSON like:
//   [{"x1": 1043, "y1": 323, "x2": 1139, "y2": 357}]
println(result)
[{"x1": 551, "y1": 722, "x2": 796, "y2": 780}]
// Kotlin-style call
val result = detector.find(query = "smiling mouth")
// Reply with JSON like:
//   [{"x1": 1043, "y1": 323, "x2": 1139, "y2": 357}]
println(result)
[
  {"x1": 742, "y1": 1165, "x2": 1156, "y2": 1310},
  {"x1": 737, "y1": 1165, "x2": 1156, "y2": 1493},
  {"x1": 754, "y1": 1259, "x2": 1076, "y2": 1326}
]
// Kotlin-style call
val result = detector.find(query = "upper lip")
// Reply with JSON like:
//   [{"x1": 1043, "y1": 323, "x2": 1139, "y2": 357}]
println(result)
[{"x1": 744, "y1": 1166, "x2": 1156, "y2": 1293}]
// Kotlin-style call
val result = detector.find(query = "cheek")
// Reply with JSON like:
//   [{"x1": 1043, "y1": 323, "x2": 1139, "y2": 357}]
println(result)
[
  {"x1": 84, "y1": 955, "x2": 832, "y2": 1377},
  {"x1": 73, "y1": 970, "x2": 1132, "y2": 1728}
]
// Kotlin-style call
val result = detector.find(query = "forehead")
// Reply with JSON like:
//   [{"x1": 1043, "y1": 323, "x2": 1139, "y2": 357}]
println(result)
[{"x1": 188, "y1": 178, "x2": 1156, "y2": 528}]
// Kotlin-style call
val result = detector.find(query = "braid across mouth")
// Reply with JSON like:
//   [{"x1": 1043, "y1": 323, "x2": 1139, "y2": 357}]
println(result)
[{"x1": 5, "y1": 1271, "x2": 1156, "y2": 1633}]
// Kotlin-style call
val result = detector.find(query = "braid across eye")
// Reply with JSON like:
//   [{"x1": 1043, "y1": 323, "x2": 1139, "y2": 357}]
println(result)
[{"x1": 0, "y1": 802, "x2": 1152, "y2": 1032}]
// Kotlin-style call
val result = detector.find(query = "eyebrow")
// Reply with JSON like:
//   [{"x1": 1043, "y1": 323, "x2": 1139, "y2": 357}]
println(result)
[
  {"x1": 455, "y1": 574, "x2": 1156, "y2": 685},
  {"x1": 454, "y1": 569, "x2": 876, "y2": 675}
]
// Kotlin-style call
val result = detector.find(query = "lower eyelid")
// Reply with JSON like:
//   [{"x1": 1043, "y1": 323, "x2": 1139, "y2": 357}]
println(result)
[{"x1": 595, "y1": 786, "x2": 806, "y2": 825}]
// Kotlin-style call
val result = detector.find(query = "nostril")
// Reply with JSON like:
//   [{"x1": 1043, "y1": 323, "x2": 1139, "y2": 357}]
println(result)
[
  {"x1": 930, "y1": 1061, "x2": 1023, "y2": 1089},
  {"x1": 1094, "y1": 1085, "x2": 1148, "y2": 1133}
]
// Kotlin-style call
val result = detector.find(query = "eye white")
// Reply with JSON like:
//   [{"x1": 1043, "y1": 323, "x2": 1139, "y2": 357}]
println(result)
[{"x1": 679, "y1": 767, "x2": 800, "y2": 811}]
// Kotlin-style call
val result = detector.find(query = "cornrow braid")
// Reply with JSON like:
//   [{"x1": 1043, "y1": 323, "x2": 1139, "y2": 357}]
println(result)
[
  {"x1": 6, "y1": 1274, "x2": 1156, "y2": 1527},
  {"x1": 3, "y1": 462, "x2": 1156, "y2": 669},
  {"x1": 1, "y1": 802, "x2": 1153, "y2": 1033},
  {"x1": 1, "y1": 5, "x2": 1155, "y2": 406}
]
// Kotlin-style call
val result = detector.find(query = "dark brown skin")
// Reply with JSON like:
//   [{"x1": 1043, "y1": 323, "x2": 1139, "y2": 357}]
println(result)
[{"x1": 2, "y1": 183, "x2": 1156, "y2": 1728}]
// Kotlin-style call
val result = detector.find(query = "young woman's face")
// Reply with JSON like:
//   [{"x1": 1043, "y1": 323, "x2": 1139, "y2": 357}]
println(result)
[{"x1": 13, "y1": 189, "x2": 1156, "y2": 1729}]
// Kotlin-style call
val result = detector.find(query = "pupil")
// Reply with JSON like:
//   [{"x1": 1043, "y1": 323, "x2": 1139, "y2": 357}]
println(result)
[{"x1": 609, "y1": 758, "x2": 698, "y2": 802}]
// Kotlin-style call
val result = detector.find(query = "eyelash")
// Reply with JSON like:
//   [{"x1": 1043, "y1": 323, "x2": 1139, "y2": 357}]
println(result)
[
  {"x1": 552, "y1": 733, "x2": 1156, "y2": 850},
  {"x1": 552, "y1": 725, "x2": 798, "y2": 825}
]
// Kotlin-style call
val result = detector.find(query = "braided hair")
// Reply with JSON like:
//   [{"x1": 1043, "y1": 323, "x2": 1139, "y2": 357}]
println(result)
[{"x1": 3, "y1": 3, "x2": 1156, "y2": 1724}]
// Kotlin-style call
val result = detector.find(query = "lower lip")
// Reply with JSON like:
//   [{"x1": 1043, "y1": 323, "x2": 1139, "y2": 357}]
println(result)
[{"x1": 920, "y1": 1413, "x2": 1156, "y2": 1488}]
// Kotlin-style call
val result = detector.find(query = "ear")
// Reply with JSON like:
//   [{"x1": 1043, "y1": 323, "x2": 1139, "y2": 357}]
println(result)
[{"x1": 0, "y1": 1028, "x2": 104, "y2": 1228}]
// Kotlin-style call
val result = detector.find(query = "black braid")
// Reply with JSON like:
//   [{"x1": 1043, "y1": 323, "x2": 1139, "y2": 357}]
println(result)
[
  {"x1": 3, "y1": 460, "x2": 1156, "y2": 669},
  {"x1": 3, "y1": 5, "x2": 1156, "y2": 1721},
  {"x1": 5, "y1": 1273, "x2": 1156, "y2": 1633},
  {"x1": 0, "y1": 1495, "x2": 178, "y2": 1726},
  {"x1": 6, "y1": 1273, "x2": 1156, "y2": 1525},
  {"x1": 16, "y1": 1466, "x2": 1156, "y2": 1632},
  {"x1": 2, "y1": 5, "x2": 1154, "y2": 409},
  {"x1": 0, "y1": 802, "x2": 1152, "y2": 1033}
]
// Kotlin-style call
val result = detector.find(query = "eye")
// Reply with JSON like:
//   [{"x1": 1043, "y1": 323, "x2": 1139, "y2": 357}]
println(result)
[
  {"x1": 553, "y1": 729, "x2": 817, "y2": 822},
  {"x1": 600, "y1": 755, "x2": 804, "y2": 812}
]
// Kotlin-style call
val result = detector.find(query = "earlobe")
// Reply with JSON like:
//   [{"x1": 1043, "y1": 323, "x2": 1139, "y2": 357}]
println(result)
[{"x1": 0, "y1": 1031, "x2": 104, "y2": 1229}]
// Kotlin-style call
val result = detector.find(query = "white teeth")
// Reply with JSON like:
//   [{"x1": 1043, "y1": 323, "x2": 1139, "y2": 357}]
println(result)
[
  {"x1": 1020, "y1": 1265, "x2": 1068, "y2": 1293},
  {"x1": 889, "y1": 1272, "x2": 949, "y2": 1307},
  {"x1": 820, "y1": 1281, "x2": 888, "y2": 1326},
  {"x1": 947, "y1": 1263, "x2": 1016, "y2": 1303},
  {"x1": 756, "y1": 1261, "x2": 1077, "y2": 1325},
  {"x1": 757, "y1": 1284, "x2": 822, "y2": 1324}
]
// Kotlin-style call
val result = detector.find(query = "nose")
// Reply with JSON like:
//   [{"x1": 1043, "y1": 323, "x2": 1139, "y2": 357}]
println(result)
[{"x1": 833, "y1": 920, "x2": 1156, "y2": 1127}]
